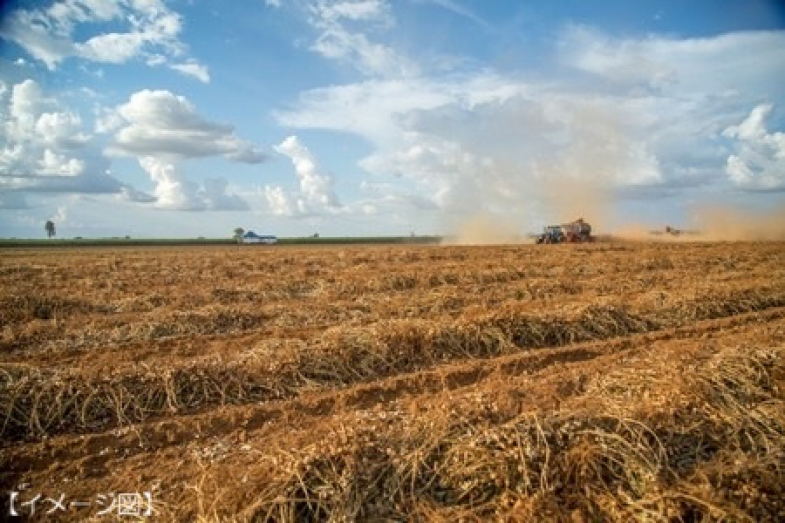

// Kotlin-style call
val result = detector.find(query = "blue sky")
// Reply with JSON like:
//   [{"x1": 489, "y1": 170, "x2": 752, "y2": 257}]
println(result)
[{"x1": 0, "y1": 0, "x2": 783, "y2": 239}]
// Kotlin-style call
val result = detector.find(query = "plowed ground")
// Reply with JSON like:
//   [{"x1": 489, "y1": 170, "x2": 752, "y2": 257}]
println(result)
[{"x1": 1, "y1": 242, "x2": 784, "y2": 521}]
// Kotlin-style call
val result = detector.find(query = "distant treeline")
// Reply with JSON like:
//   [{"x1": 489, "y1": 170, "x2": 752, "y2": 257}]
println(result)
[{"x1": 0, "y1": 236, "x2": 443, "y2": 248}]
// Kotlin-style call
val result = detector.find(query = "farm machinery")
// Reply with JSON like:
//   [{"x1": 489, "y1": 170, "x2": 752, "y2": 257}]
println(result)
[
  {"x1": 536, "y1": 218, "x2": 593, "y2": 244},
  {"x1": 649, "y1": 225, "x2": 700, "y2": 237}
]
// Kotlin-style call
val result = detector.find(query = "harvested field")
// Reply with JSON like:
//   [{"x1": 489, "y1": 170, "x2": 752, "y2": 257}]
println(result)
[{"x1": 1, "y1": 241, "x2": 784, "y2": 521}]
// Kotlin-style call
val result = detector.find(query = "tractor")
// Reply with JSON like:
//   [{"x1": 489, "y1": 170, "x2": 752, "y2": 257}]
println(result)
[
  {"x1": 536, "y1": 225, "x2": 565, "y2": 244},
  {"x1": 536, "y1": 218, "x2": 593, "y2": 244}
]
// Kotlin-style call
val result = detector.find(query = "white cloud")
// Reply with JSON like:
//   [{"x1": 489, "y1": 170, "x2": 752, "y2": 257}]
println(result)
[
  {"x1": 109, "y1": 90, "x2": 266, "y2": 162},
  {"x1": 275, "y1": 79, "x2": 453, "y2": 144},
  {"x1": 275, "y1": 135, "x2": 339, "y2": 207},
  {"x1": 273, "y1": 26, "x2": 785, "y2": 228},
  {"x1": 201, "y1": 178, "x2": 248, "y2": 210},
  {"x1": 9, "y1": 79, "x2": 46, "y2": 130},
  {"x1": 0, "y1": 172, "x2": 126, "y2": 194},
  {"x1": 0, "y1": 79, "x2": 129, "y2": 196},
  {"x1": 0, "y1": 82, "x2": 262, "y2": 213},
  {"x1": 263, "y1": 185, "x2": 296, "y2": 216},
  {"x1": 140, "y1": 157, "x2": 204, "y2": 210},
  {"x1": 119, "y1": 185, "x2": 156, "y2": 204},
  {"x1": 38, "y1": 149, "x2": 85, "y2": 175},
  {"x1": 265, "y1": 135, "x2": 341, "y2": 216},
  {"x1": 77, "y1": 32, "x2": 148, "y2": 63},
  {"x1": 723, "y1": 104, "x2": 785, "y2": 191},
  {"x1": 93, "y1": 106, "x2": 125, "y2": 134},
  {"x1": 35, "y1": 111, "x2": 89, "y2": 148},
  {"x1": 104, "y1": 90, "x2": 263, "y2": 211},
  {"x1": 278, "y1": 74, "x2": 673, "y2": 219},
  {"x1": 724, "y1": 103, "x2": 773, "y2": 142},
  {"x1": 561, "y1": 27, "x2": 785, "y2": 97},
  {"x1": 169, "y1": 60, "x2": 211, "y2": 83},
  {"x1": 0, "y1": 0, "x2": 204, "y2": 81},
  {"x1": 306, "y1": 0, "x2": 415, "y2": 77},
  {"x1": 146, "y1": 54, "x2": 168, "y2": 66},
  {"x1": 46, "y1": 0, "x2": 124, "y2": 32},
  {"x1": 138, "y1": 157, "x2": 248, "y2": 211},
  {"x1": 0, "y1": 9, "x2": 76, "y2": 69},
  {"x1": 315, "y1": 0, "x2": 392, "y2": 23}
]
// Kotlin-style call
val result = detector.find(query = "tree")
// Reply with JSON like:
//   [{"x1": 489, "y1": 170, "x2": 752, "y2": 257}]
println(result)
[
  {"x1": 45, "y1": 220, "x2": 56, "y2": 239},
  {"x1": 233, "y1": 227, "x2": 245, "y2": 244}
]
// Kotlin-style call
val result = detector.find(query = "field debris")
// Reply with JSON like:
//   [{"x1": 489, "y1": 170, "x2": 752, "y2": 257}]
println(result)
[{"x1": 1, "y1": 241, "x2": 784, "y2": 521}]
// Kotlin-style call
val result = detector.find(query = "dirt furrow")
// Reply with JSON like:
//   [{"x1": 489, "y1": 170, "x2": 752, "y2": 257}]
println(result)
[
  {"x1": 3, "y1": 291, "x2": 784, "y2": 443},
  {"x1": 3, "y1": 304, "x2": 782, "y2": 480}
]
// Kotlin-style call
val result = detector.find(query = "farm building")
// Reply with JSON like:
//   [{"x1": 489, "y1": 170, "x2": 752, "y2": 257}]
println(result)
[{"x1": 242, "y1": 231, "x2": 278, "y2": 244}]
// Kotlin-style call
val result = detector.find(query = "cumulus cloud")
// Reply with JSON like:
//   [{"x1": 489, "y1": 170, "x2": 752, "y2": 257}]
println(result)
[
  {"x1": 99, "y1": 90, "x2": 264, "y2": 211},
  {"x1": 276, "y1": 25, "x2": 785, "y2": 227},
  {"x1": 263, "y1": 185, "x2": 297, "y2": 216},
  {"x1": 1, "y1": 83, "x2": 264, "y2": 212},
  {"x1": 265, "y1": 135, "x2": 341, "y2": 216},
  {"x1": 35, "y1": 111, "x2": 90, "y2": 149},
  {"x1": 108, "y1": 90, "x2": 266, "y2": 162},
  {"x1": 139, "y1": 158, "x2": 202, "y2": 210},
  {"x1": 139, "y1": 157, "x2": 248, "y2": 211},
  {"x1": 723, "y1": 104, "x2": 785, "y2": 191},
  {"x1": 201, "y1": 178, "x2": 248, "y2": 210},
  {"x1": 0, "y1": 78, "x2": 129, "y2": 196},
  {"x1": 278, "y1": 75, "x2": 669, "y2": 225},
  {"x1": 0, "y1": 0, "x2": 207, "y2": 81},
  {"x1": 38, "y1": 149, "x2": 85, "y2": 175}
]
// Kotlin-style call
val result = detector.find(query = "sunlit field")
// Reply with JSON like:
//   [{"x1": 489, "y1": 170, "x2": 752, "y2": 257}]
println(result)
[{"x1": 2, "y1": 241, "x2": 784, "y2": 521}]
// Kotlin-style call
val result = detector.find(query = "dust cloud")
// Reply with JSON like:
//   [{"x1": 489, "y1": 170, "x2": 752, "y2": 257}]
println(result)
[
  {"x1": 444, "y1": 100, "x2": 622, "y2": 244},
  {"x1": 445, "y1": 179, "x2": 609, "y2": 245},
  {"x1": 448, "y1": 199, "x2": 785, "y2": 245},
  {"x1": 538, "y1": 174, "x2": 611, "y2": 234},
  {"x1": 533, "y1": 99, "x2": 628, "y2": 234},
  {"x1": 689, "y1": 204, "x2": 785, "y2": 241},
  {"x1": 612, "y1": 203, "x2": 785, "y2": 242},
  {"x1": 437, "y1": 96, "x2": 783, "y2": 244},
  {"x1": 612, "y1": 223, "x2": 657, "y2": 241},
  {"x1": 444, "y1": 213, "x2": 525, "y2": 245}
]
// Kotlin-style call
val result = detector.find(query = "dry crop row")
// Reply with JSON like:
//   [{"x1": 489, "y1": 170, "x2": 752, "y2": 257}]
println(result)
[
  {"x1": 6, "y1": 307, "x2": 777, "y2": 522},
  {"x1": 1, "y1": 242, "x2": 784, "y2": 522},
  {"x1": 244, "y1": 341, "x2": 784, "y2": 521},
  {"x1": 3, "y1": 284, "x2": 784, "y2": 441},
  {"x1": 1, "y1": 243, "x2": 778, "y2": 304},
  {"x1": 2, "y1": 244, "x2": 783, "y2": 360}
]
